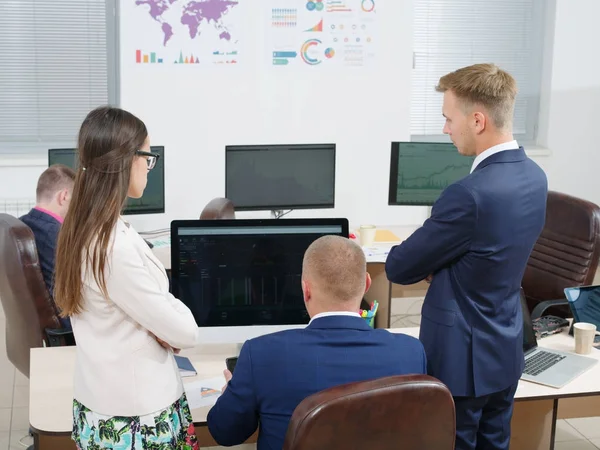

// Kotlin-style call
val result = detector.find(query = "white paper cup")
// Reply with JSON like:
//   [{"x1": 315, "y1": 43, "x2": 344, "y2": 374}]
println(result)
[
  {"x1": 574, "y1": 322, "x2": 597, "y2": 355},
  {"x1": 359, "y1": 225, "x2": 376, "y2": 247}
]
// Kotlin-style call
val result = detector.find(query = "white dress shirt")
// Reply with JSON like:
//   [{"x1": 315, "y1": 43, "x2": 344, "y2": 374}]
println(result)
[
  {"x1": 71, "y1": 218, "x2": 200, "y2": 416},
  {"x1": 470, "y1": 140, "x2": 519, "y2": 173},
  {"x1": 308, "y1": 311, "x2": 361, "y2": 324}
]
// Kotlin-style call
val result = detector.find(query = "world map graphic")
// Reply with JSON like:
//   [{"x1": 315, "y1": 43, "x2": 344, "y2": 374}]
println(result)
[{"x1": 135, "y1": 0, "x2": 239, "y2": 47}]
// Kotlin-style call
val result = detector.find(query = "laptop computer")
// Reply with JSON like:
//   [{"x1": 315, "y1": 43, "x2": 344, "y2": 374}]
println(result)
[
  {"x1": 520, "y1": 292, "x2": 597, "y2": 388},
  {"x1": 564, "y1": 285, "x2": 600, "y2": 346}
]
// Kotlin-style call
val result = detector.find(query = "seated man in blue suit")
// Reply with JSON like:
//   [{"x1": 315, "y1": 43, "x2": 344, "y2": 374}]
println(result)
[
  {"x1": 208, "y1": 235, "x2": 427, "y2": 450},
  {"x1": 20, "y1": 164, "x2": 75, "y2": 330},
  {"x1": 385, "y1": 63, "x2": 548, "y2": 450}
]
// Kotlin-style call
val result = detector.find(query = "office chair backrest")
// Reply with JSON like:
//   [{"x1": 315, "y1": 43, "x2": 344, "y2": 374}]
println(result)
[
  {"x1": 200, "y1": 197, "x2": 236, "y2": 220},
  {"x1": 522, "y1": 191, "x2": 600, "y2": 317},
  {"x1": 283, "y1": 374, "x2": 456, "y2": 450},
  {"x1": 0, "y1": 214, "x2": 62, "y2": 377}
]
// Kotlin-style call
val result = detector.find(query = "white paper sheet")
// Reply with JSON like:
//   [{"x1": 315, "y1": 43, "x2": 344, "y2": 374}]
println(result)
[
  {"x1": 362, "y1": 244, "x2": 394, "y2": 263},
  {"x1": 184, "y1": 377, "x2": 225, "y2": 410}
]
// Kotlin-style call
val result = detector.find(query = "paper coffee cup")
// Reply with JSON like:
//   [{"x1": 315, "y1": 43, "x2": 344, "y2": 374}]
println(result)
[
  {"x1": 359, "y1": 225, "x2": 376, "y2": 247},
  {"x1": 574, "y1": 322, "x2": 597, "y2": 355}
]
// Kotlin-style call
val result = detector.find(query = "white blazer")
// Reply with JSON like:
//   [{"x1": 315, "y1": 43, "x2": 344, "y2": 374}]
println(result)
[{"x1": 71, "y1": 218, "x2": 199, "y2": 416}]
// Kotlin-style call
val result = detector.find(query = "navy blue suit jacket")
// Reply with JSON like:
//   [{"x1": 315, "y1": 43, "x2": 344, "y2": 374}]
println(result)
[
  {"x1": 385, "y1": 148, "x2": 547, "y2": 397},
  {"x1": 207, "y1": 315, "x2": 427, "y2": 450},
  {"x1": 19, "y1": 208, "x2": 71, "y2": 329}
]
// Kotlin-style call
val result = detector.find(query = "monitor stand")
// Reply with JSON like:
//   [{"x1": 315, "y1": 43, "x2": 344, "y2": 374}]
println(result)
[{"x1": 271, "y1": 209, "x2": 292, "y2": 219}]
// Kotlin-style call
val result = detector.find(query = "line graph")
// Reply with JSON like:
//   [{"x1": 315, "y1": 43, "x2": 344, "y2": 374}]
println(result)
[
  {"x1": 393, "y1": 143, "x2": 473, "y2": 205},
  {"x1": 398, "y1": 164, "x2": 472, "y2": 189}
]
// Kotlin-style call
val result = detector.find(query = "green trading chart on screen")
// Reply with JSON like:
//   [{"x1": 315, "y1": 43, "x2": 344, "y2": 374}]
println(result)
[{"x1": 388, "y1": 142, "x2": 474, "y2": 206}]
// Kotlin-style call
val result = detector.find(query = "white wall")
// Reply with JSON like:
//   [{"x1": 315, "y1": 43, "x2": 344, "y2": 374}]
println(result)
[
  {"x1": 0, "y1": 156, "x2": 47, "y2": 201},
  {"x1": 118, "y1": 0, "x2": 418, "y2": 232},
  {"x1": 0, "y1": 0, "x2": 598, "y2": 232},
  {"x1": 537, "y1": 0, "x2": 600, "y2": 204}
]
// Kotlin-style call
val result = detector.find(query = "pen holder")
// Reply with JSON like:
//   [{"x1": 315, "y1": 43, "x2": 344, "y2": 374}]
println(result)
[{"x1": 359, "y1": 300, "x2": 379, "y2": 328}]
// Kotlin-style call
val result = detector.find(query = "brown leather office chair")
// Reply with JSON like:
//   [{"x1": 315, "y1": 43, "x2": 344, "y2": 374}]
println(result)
[
  {"x1": 283, "y1": 374, "x2": 456, "y2": 450},
  {"x1": 0, "y1": 213, "x2": 74, "y2": 378},
  {"x1": 200, "y1": 197, "x2": 236, "y2": 220},
  {"x1": 523, "y1": 191, "x2": 600, "y2": 319}
]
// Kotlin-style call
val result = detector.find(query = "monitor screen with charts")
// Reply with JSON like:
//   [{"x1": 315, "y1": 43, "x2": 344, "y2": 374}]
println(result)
[
  {"x1": 388, "y1": 142, "x2": 474, "y2": 206},
  {"x1": 225, "y1": 144, "x2": 336, "y2": 211},
  {"x1": 170, "y1": 218, "x2": 349, "y2": 329},
  {"x1": 48, "y1": 147, "x2": 165, "y2": 215},
  {"x1": 564, "y1": 285, "x2": 600, "y2": 345}
]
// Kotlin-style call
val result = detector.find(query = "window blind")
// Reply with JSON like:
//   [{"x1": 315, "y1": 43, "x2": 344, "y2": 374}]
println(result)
[
  {"x1": 411, "y1": 0, "x2": 547, "y2": 140},
  {"x1": 0, "y1": 0, "x2": 114, "y2": 153}
]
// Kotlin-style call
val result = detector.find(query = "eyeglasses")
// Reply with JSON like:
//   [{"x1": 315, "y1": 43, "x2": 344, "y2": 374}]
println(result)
[{"x1": 135, "y1": 150, "x2": 160, "y2": 170}]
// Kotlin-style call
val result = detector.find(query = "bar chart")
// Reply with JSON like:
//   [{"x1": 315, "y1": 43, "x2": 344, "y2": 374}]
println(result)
[{"x1": 135, "y1": 50, "x2": 163, "y2": 64}]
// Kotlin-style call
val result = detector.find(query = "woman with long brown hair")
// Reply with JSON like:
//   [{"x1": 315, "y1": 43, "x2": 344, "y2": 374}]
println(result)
[{"x1": 55, "y1": 106, "x2": 200, "y2": 449}]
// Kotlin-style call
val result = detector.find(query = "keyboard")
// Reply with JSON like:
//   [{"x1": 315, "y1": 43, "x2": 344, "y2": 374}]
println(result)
[{"x1": 524, "y1": 350, "x2": 566, "y2": 376}]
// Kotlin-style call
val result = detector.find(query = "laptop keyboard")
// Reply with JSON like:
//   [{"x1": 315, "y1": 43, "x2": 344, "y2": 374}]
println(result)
[{"x1": 524, "y1": 350, "x2": 566, "y2": 376}]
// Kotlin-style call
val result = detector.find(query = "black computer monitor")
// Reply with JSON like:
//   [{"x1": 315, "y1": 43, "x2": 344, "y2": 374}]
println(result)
[
  {"x1": 388, "y1": 142, "x2": 474, "y2": 206},
  {"x1": 48, "y1": 147, "x2": 165, "y2": 215},
  {"x1": 225, "y1": 144, "x2": 336, "y2": 212},
  {"x1": 170, "y1": 218, "x2": 349, "y2": 328}
]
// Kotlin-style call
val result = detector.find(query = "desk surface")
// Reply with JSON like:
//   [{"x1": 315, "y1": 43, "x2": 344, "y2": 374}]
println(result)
[
  {"x1": 29, "y1": 326, "x2": 600, "y2": 435},
  {"x1": 399, "y1": 327, "x2": 600, "y2": 401},
  {"x1": 29, "y1": 341, "x2": 242, "y2": 435}
]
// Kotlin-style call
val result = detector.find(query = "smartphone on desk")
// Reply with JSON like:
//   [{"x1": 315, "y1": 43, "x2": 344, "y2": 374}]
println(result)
[{"x1": 226, "y1": 357, "x2": 238, "y2": 374}]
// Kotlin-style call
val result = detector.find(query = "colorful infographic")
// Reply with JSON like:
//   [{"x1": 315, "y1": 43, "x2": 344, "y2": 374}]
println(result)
[
  {"x1": 125, "y1": 0, "x2": 244, "y2": 67},
  {"x1": 268, "y1": 0, "x2": 377, "y2": 68}
]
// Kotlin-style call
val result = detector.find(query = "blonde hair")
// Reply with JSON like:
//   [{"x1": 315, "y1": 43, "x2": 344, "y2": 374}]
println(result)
[
  {"x1": 36, "y1": 164, "x2": 75, "y2": 203},
  {"x1": 302, "y1": 235, "x2": 366, "y2": 304},
  {"x1": 436, "y1": 63, "x2": 517, "y2": 131}
]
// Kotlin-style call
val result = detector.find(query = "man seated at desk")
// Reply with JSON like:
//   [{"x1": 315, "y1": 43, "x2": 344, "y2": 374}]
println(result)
[
  {"x1": 207, "y1": 235, "x2": 427, "y2": 449},
  {"x1": 20, "y1": 164, "x2": 75, "y2": 329}
]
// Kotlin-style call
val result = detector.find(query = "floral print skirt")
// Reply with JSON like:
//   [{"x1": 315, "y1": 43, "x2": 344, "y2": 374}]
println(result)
[{"x1": 72, "y1": 392, "x2": 199, "y2": 450}]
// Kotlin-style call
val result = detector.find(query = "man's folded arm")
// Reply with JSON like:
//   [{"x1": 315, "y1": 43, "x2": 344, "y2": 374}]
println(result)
[{"x1": 385, "y1": 183, "x2": 477, "y2": 285}]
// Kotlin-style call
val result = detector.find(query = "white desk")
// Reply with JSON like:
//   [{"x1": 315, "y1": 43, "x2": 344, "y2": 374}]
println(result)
[
  {"x1": 29, "y1": 342, "x2": 247, "y2": 449},
  {"x1": 29, "y1": 326, "x2": 600, "y2": 450}
]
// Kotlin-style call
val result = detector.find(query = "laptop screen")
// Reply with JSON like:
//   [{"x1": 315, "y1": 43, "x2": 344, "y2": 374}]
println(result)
[
  {"x1": 521, "y1": 291, "x2": 538, "y2": 353},
  {"x1": 564, "y1": 285, "x2": 600, "y2": 331}
]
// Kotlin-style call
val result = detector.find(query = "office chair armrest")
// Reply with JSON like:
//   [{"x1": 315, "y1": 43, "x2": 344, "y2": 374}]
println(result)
[
  {"x1": 45, "y1": 328, "x2": 76, "y2": 347},
  {"x1": 531, "y1": 299, "x2": 569, "y2": 320}
]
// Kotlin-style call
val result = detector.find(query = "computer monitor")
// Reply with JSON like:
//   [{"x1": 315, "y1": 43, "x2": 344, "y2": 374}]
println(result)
[
  {"x1": 170, "y1": 218, "x2": 349, "y2": 344},
  {"x1": 388, "y1": 142, "x2": 474, "y2": 206},
  {"x1": 48, "y1": 147, "x2": 165, "y2": 215},
  {"x1": 564, "y1": 285, "x2": 600, "y2": 346},
  {"x1": 225, "y1": 144, "x2": 336, "y2": 214}
]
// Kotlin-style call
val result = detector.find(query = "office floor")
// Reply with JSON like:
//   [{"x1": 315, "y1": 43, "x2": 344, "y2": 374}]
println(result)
[{"x1": 1, "y1": 301, "x2": 600, "y2": 449}]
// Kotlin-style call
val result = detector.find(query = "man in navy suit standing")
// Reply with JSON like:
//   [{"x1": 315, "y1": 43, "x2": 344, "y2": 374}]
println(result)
[
  {"x1": 385, "y1": 64, "x2": 547, "y2": 450},
  {"x1": 20, "y1": 164, "x2": 75, "y2": 330},
  {"x1": 208, "y1": 235, "x2": 427, "y2": 450}
]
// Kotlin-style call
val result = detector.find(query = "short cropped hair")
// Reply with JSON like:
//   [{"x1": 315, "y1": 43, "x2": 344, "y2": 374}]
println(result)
[
  {"x1": 436, "y1": 63, "x2": 517, "y2": 131},
  {"x1": 36, "y1": 164, "x2": 76, "y2": 203},
  {"x1": 302, "y1": 235, "x2": 366, "y2": 303}
]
